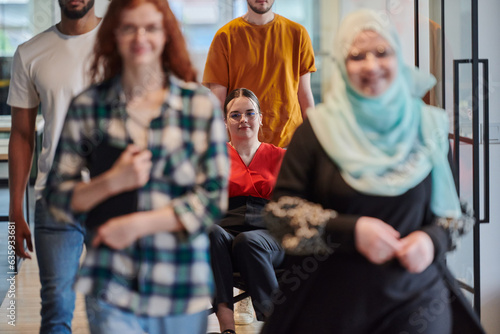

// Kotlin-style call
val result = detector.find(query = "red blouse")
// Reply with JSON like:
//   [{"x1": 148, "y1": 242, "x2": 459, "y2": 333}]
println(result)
[{"x1": 228, "y1": 142, "x2": 286, "y2": 200}]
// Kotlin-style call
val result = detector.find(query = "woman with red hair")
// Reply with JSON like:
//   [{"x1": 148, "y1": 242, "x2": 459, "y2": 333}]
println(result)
[{"x1": 45, "y1": 0, "x2": 229, "y2": 333}]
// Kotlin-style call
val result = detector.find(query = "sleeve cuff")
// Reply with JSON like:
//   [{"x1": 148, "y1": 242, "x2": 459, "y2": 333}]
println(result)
[
  {"x1": 324, "y1": 214, "x2": 360, "y2": 252},
  {"x1": 171, "y1": 197, "x2": 204, "y2": 236},
  {"x1": 421, "y1": 224, "x2": 450, "y2": 262}
]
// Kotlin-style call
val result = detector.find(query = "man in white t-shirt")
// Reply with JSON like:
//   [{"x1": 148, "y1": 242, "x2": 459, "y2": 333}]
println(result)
[{"x1": 7, "y1": 1, "x2": 101, "y2": 332}]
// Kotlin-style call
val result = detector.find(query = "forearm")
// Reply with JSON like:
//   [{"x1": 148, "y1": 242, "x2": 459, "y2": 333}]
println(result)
[
  {"x1": 207, "y1": 83, "x2": 227, "y2": 112},
  {"x1": 8, "y1": 117, "x2": 36, "y2": 219},
  {"x1": 298, "y1": 73, "x2": 315, "y2": 119},
  {"x1": 133, "y1": 206, "x2": 184, "y2": 238},
  {"x1": 298, "y1": 95, "x2": 314, "y2": 119},
  {"x1": 71, "y1": 170, "x2": 119, "y2": 212},
  {"x1": 92, "y1": 206, "x2": 184, "y2": 250},
  {"x1": 8, "y1": 131, "x2": 36, "y2": 257}
]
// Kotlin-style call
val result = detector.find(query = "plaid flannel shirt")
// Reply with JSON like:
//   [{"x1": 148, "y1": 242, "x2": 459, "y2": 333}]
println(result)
[{"x1": 44, "y1": 75, "x2": 229, "y2": 316}]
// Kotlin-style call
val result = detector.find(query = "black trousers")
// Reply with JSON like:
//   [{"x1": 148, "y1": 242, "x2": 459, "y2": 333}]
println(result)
[{"x1": 209, "y1": 225, "x2": 285, "y2": 321}]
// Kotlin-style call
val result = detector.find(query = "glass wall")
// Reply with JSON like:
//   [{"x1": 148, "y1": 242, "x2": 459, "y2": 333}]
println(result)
[
  {"x1": 0, "y1": 0, "x2": 34, "y2": 114},
  {"x1": 0, "y1": 0, "x2": 33, "y2": 57},
  {"x1": 0, "y1": 0, "x2": 331, "y2": 114}
]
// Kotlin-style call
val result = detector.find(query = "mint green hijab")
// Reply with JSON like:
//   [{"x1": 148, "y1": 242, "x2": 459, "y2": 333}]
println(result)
[{"x1": 308, "y1": 9, "x2": 461, "y2": 218}]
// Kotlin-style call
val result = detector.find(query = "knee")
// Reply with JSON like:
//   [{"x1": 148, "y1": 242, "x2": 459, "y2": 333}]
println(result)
[
  {"x1": 39, "y1": 284, "x2": 75, "y2": 323},
  {"x1": 40, "y1": 280, "x2": 75, "y2": 304},
  {"x1": 208, "y1": 225, "x2": 226, "y2": 243},
  {"x1": 232, "y1": 232, "x2": 262, "y2": 256},
  {"x1": 209, "y1": 225, "x2": 233, "y2": 254}
]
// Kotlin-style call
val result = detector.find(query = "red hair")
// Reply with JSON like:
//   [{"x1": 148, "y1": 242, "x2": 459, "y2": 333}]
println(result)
[{"x1": 90, "y1": 0, "x2": 197, "y2": 84}]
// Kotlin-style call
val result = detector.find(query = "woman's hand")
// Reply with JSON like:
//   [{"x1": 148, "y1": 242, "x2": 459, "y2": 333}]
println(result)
[
  {"x1": 396, "y1": 231, "x2": 435, "y2": 273},
  {"x1": 71, "y1": 145, "x2": 151, "y2": 213},
  {"x1": 355, "y1": 216, "x2": 402, "y2": 264},
  {"x1": 107, "y1": 144, "x2": 152, "y2": 194},
  {"x1": 92, "y1": 213, "x2": 142, "y2": 250}
]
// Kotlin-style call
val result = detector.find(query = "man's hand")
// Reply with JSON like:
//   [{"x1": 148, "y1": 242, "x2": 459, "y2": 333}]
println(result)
[
  {"x1": 11, "y1": 216, "x2": 33, "y2": 259},
  {"x1": 355, "y1": 216, "x2": 402, "y2": 264},
  {"x1": 396, "y1": 231, "x2": 435, "y2": 273}
]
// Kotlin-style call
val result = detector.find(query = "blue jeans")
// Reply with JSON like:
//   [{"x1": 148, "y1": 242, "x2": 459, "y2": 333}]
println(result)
[
  {"x1": 34, "y1": 199, "x2": 85, "y2": 334},
  {"x1": 85, "y1": 296, "x2": 208, "y2": 334}
]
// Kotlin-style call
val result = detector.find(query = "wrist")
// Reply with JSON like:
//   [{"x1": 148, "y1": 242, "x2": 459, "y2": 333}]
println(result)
[
  {"x1": 419, "y1": 231, "x2": 435, "y2": 255},
  {"x1": 129, "y1": 212, "x2": 146, "y2": 239},
  {"x1": 9, "y1": 211, "x2": 25, "y2": 223},
  {"x1": 103, "y1": 169, "x2": 121, "y2": 198}
]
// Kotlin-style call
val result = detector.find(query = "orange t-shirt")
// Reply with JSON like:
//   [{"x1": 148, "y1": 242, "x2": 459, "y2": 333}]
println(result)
[{"x1": 203, "y1": 15, "x2": 316, "y2": 147}]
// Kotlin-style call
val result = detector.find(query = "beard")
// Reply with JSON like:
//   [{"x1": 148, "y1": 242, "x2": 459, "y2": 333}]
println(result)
[
  {"x1": 247, "y1": 0, "x2": 274, "y2": 15},
  {"x1": 59, "y1": 0, "x2": 95, "y2": 20}
]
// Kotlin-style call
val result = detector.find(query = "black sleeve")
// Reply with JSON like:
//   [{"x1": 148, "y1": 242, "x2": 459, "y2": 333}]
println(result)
[
  {"x1": 271, "y1": 121, "x2": 317, "y2": 201},
  {"x1": 421, "y1": 144, "x2": 467, "y2": 261},
  {"x1": 266, "y1": 121, "x2": 359, "y2": 255},
  {"x1": 421, "y1": 223, "x2": 450, "y2": 262}
]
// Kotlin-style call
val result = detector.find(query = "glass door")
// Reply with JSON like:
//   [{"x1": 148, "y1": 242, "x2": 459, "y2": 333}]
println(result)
[{"x1": 420, "y1": 0, "x2": 489, "y2": 315}]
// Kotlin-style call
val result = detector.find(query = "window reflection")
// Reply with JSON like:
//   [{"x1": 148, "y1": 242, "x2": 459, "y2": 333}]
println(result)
[
  {"x1": 0, "y1": 0, "x2": 327, "y2": 114},
  {"x1": 0, "y1": 1, "x2": 33, "y2": 115}
]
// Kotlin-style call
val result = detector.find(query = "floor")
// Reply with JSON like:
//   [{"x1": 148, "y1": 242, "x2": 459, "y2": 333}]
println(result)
[
  {"x1": 0, "y1": 249, "x2": 91, "y2": 333},
  {"x1": 0, "y1": 221, "x2": 11, "y2": 302},
  {"x1": 0, "y1": 183, "x2": 13, "y2": 302},
  {"x1": 0, "y1": 250, "x2": 264, "y2": 333}
]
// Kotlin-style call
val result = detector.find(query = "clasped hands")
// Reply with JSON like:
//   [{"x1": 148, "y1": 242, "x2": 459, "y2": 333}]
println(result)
[{"x1": 355, "y1": 216, "x2": 435, "y2": 273}]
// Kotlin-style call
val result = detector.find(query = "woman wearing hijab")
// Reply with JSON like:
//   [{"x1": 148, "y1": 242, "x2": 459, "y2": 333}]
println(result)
[{"x1": 260, "y1": 9, "x2": 483, "y2": 334}]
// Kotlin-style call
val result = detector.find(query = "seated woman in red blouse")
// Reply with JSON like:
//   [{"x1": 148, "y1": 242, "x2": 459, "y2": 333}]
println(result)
[{"x1": 209, "y1": 88, "x2": 286, "y2": 334}]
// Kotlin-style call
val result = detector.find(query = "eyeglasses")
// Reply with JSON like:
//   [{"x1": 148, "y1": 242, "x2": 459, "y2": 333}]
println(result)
[
  {"x1": 116, "y1": 24, "x2": 164, "y2": 37},
  {"x1": 228, "y1": 111, "x2": 258, "y2": 122}
]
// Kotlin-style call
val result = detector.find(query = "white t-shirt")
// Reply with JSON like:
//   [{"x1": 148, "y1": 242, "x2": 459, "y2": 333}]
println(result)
[{"x1": 7, "y1": 24, "x2": 99, "y2": 199}]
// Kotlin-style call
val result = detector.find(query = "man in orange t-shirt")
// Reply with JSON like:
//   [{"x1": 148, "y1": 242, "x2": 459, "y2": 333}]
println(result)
[{"x1": 202, "y1": 0, "x2": 316, "y2": 148}]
